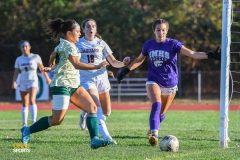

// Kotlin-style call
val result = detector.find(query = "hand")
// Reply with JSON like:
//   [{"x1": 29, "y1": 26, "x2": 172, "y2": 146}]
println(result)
[
  {"x1": 12, "y1": 82, "x2": 17, "y2": 89},
  {"x1": 96, "y1": 61, "x2": 109, "y2": 69},
  {"x1": 117, "y1": 68, "x2": 130, "y2": 84},
  {"x1": 107, "y1": 71, "x2": 115, "y2": 78},
  {"x1": 207, "y1": 46, "x2": 221, "y2": 61},
  {"x1": 41, "y1": 67, "x2": 52, "y2": 72},
  {"x1": 123, "y1": 56, "x2": 131, "y2": 66}
]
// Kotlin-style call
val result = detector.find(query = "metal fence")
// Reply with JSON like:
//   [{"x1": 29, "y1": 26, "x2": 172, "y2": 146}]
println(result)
[{"x1": 1, "y1": 71, "x2": 239, "y2": 102}]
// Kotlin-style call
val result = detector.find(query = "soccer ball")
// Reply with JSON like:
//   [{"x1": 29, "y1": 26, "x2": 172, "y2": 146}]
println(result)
[{"x1": 159, "y1": 135, "x2": 179, "y2": 152}]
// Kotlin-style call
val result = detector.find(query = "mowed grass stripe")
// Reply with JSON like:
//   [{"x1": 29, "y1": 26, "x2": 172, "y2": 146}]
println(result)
[{"x1": 0, "y1": 111, "x2": 239, "y2": 160}]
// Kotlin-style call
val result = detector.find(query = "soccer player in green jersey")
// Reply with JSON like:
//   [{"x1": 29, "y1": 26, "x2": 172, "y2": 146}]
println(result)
[{"x1": 21, "y1": 18, "x2": 111, "y2": 149}]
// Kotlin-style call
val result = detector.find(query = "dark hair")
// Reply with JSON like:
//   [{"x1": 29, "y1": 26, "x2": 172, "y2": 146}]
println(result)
[
  {"x1": 18, "y1": 40, "x2": 30, "y2": 49},
  {"x1": 82, "y1": 18, "x2": 102, "y2": 39},
  {"x1": 152, "y1": 19, "x2": 169, "y2": 31},
  {"x1": 43, "y1": 18, "x2": 79, "y2": 41}
]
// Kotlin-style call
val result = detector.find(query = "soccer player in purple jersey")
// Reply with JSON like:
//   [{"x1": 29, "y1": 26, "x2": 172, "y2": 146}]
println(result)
[{"x1": 117, "y1": 19, "x2": 221, "y2": 146}]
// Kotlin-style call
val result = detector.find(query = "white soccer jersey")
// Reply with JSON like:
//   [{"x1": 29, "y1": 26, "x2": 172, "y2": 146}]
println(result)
[
  {"x1": 75, "y1": 37, "x2": 112, "y2": 81},
  {"x1": 14, "y1": 53, "x2": 42, "y2": 83}
]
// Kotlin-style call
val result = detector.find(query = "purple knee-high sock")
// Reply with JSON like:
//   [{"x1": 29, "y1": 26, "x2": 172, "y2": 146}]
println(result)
[
  {"x1": 149, "y1": 102, "x2": 161, "y2": 130},
  {"x1": 160, "y1": 114, "x2": 166, "y2": 123}
]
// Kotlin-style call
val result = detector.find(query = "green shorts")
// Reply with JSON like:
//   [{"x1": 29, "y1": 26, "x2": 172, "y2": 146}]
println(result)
[{"x1": 50, "y1": 85, "x2": 81, "y2": 96}]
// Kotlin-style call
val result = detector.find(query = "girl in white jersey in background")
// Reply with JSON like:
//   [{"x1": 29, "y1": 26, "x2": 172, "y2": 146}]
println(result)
[
  {"x1": 12, "y1": 40, "x2": 51, "y2": 126},
  {"x1": 20, "y1": 18, "x2": 111, "y2": 149},
  {"x1": 75, "y1": 18, "x2": 131, "y2": 144}
]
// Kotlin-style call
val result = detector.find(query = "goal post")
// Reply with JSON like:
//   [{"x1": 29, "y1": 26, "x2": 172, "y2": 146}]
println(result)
[{"x1": 219, "y1": 0, "x2": 231, "y2": 148}]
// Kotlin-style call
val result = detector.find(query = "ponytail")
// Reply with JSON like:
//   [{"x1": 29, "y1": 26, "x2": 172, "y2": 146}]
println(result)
[{"x1": 43, "y1": 18, "x2": 79, "y2": 41}]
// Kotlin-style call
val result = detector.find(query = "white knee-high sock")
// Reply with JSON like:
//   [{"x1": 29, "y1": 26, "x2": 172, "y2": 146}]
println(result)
[
  {"x1": 30, "y1": 104, "x2": 37, "y2": 123},
  {"x1": 21, "y1": 106, "x2": 28, "y2": 125},
  {"x1": 97, "y1": 107, "x2": 110, "y2": 140}
]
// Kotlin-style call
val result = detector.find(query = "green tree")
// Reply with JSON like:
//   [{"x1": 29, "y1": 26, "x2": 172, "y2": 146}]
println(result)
[{"x1": 0, "y1": 0, "x2": 223, "y2": 72}]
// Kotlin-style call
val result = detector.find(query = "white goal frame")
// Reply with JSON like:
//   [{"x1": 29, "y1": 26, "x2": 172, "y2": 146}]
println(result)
[{"x1": 219, "y1": 0, "x2": 231, "y2": 148}]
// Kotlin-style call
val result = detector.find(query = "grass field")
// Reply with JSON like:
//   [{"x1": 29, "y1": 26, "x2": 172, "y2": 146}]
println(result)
[{"x1": 1, "y1": 110, "x2": 240, "y2": 160}]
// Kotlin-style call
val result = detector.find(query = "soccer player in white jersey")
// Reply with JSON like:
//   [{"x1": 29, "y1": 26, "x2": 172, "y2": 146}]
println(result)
[
  {"x1": 12, "y1": 40, "x2": 51, "y2": 126},
  {"x1": 75, "y1": 18, "x2": 131, "y2": 144}
]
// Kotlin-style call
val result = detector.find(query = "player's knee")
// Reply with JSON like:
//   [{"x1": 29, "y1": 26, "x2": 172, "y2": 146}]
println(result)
[
  {"x1": 88, "y1": 105, "x2": 97, "y2": 113},
  {"x1": 84, "y1": 105, "x2": 97, "y2": 114},
  {"x1": 29, "y1": 98, "x2": 36, "y2": 105}
]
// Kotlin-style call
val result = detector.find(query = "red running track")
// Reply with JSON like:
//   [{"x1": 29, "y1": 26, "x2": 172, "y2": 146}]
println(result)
[{"x1": 0, "y1": 103, "x2": 239, "y2": 111}]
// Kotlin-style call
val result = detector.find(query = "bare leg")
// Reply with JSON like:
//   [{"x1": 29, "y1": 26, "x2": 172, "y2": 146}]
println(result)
[
  {"x1": 99, "y1": 91, "x2": 111, "y2": 115},
  {"x1": 161, "y1": 93, "x2": 176, "y2": 115}
]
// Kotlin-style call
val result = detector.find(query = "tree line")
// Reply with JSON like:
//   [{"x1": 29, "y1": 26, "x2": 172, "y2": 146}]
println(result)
[{"x1": 1, "y1": 0, "x2": 238, "y2": 74}]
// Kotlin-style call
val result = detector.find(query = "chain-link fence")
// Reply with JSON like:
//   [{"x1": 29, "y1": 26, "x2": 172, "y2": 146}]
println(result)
[{"x1": 2, "y1": 70, "x2": 238, "y2": 102}]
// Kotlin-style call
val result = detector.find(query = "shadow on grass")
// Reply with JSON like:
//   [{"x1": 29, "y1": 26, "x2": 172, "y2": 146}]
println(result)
[
  {"x1": 112, "y1": 135, "x2": 145, "y2": 139},
  {"x1": 0, "y1": 128, "x2": 19, "y2": 131},
  {"x1": 179, "y1": 136, "x2": 218, "y2": 142}
]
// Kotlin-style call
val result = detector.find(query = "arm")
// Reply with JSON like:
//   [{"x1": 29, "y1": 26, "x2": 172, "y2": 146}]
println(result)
[
  {"x1": 49, "y1": 51, "x2": 56, "y2": 66},
  {"x1": 116, "y1": 53, "x2": 146, "y2": 84},
  {"x1": 12, "y1": 68, "x2": 20, "y2": 89},
  {"x1": 38, "y1": 64, "x2": 51, "y2": 84},
  {"x1": 41, "y1": 51, "x2": 57, "y2": 72},
  {"x1": 106, "y1": 54, "x2": 131, "y2": 68},
  {"x1": 68, "y1": 55, "x2": 109, "y2": 70},
  {"x1": 180, "y1": 46, "x2": 208, "y2": 59},
  {"x1": 126, "y1": 53, "x2": 146, "y2": 71}
]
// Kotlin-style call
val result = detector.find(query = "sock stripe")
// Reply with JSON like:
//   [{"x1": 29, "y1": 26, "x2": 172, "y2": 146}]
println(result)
[
  {"x1": 87, "y1": 113, "x2": 97, "y2": 118},
  {"x1": 48, "y1": 117, "x2": 52, "y2": 127}
]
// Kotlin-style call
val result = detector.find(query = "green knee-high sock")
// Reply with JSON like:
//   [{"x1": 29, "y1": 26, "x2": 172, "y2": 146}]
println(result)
[
  {"x1": 86, "y1": 113, "x2": 98, "y2": 139},
  {"x1": 29, "y1": 116, "x2": 51, "y2": 134}
]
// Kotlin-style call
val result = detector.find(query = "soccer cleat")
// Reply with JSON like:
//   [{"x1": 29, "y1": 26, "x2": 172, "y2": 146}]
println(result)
[
  {"x1": 106, "y1": 136, "x2": 117, "y2": 145},
  {"x1": 79, "y1": 114, "x2": 88, "y2": 130},
  {"x1": 149, "y1": 135, "x2": 158, "y2": 146},
  {"x1": 90, "y1": 136, "x2": 111, "y2": 149},
  {"x1": 21, "y1": 126, "x2": 31, "y2": 146},
  {"x1": 22, "y1": 123, "x2": 27, "y2": 127},
  {"x1": 147, "y1": 129, "x2": 151, "y2": 139}
]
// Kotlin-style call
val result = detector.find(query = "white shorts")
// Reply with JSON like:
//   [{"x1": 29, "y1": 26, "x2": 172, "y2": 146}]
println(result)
[
  {"x1": 81, "y1": 79, "x2": 111, "y2": 94},
  {"x1": 52, "y1": 95, "x2": 70, "y2": 110},
  {"x1": 146, "y1": 81, "x2": 178, "y2": 95},
  {"x1": 18, "y1": 80, "x2": 38, "y2": 92}
]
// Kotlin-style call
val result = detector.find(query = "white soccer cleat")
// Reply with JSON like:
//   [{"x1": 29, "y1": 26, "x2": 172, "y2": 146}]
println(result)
[
  {"x1": 22, "y1": 123, "x2": 27, "y2": 127},
  {"x1": 106, "y1": 136, "x2": 117, "y2": 145}
]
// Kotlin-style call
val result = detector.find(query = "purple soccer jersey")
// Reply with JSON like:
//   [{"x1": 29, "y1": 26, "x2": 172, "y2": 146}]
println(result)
[{"x1": 142, "y1": 38, "x2": 183, "y2": 88}]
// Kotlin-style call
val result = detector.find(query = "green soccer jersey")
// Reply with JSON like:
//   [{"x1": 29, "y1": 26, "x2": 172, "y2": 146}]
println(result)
[{"x1": 50, "y1": 38, "x2": 81, "y2": 88}]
